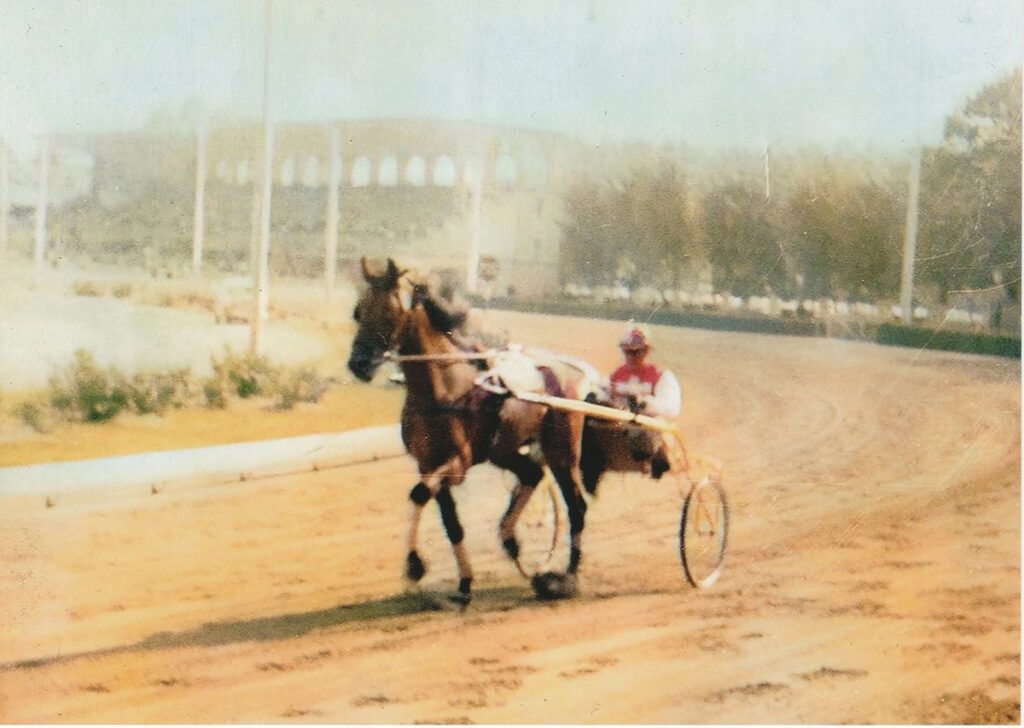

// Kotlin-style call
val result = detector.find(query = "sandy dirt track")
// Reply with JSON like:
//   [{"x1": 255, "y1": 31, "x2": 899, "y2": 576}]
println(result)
[{"x1": 1, "y1": 310, "x2": 1019, "y2": 723}]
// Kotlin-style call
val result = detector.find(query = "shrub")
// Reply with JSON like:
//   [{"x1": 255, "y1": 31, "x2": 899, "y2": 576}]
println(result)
[
  {"x1": 48, "y1": 350, "x2": 129, "y2": 422},
  {"x1": 15, "y1": 400, "x2": 53, "y2": 433},
  {"x1": 112, "y1": 283, "x2": 133, "y2": 299},
  {"x1": 73, "y1": 281, "x2": 101, "y2": 297},
  {"x1": 122, "y1": 368, "x2": 193, "y2": 415},
  {"x1": 202, "y1": 375, "x2": 228, "y2": 409},
  {"x1": 276, "y1": 367, "x2": 330, "y2": 410},
  {"x1": 211, "y1": 350, "x2": 281, "y2": 399}
]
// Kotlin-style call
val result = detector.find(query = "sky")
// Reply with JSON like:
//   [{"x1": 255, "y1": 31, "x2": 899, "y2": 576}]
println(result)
[{"x1": 0, "y1": 0, "x2": 1020, "y2": 152}]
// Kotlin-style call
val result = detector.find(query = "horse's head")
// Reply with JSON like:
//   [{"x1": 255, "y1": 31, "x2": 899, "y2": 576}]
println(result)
[{"x1": 348, "y1": 257, "x2": 410, "y2": 381}]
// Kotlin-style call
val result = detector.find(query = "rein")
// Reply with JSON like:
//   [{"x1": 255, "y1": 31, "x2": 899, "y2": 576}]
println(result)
[{"x1": 384, "y1": 350, "x2": 498, "y2": 363}]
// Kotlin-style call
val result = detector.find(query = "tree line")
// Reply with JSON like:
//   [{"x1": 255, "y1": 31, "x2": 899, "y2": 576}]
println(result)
[{"x1": 559, "y1": 71, "x2": 1021, "y2": 305}]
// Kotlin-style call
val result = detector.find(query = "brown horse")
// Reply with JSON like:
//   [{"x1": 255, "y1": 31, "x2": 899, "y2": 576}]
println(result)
[{"x1": 347, "y1": 258, "x2": 589, "y2": 605}]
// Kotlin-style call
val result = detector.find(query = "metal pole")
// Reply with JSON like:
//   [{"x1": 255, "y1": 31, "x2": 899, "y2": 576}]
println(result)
[
  {"x1": 250, "y1": 0, "x2": 274, "y2": 355},
  {"x1": 191, "y1": 116, "x2": 207, "y2": 276},
  {"x1": 899, "y1": 147, "x2": 921, "y2": 326},
  {"x1": 34, "y1": 134, "x2": 49, "y2": 272},
  {"x1": 325, "y1": 126, "x2": 340, "y2": 300},
  {"x1": 0, "y1": 139, "x2": 9, "y2": 261},
  {"x1": 466, "y1": 141, "x2": 483, "y2": 293},
  {"x1": 249, "y1": 163, "x2": 260, "y2": 272}
]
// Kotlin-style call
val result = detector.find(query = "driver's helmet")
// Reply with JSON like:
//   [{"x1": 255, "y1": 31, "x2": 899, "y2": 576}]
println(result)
[{"x1": 619, "y1": 322, "x2": 652, "y2": 352}]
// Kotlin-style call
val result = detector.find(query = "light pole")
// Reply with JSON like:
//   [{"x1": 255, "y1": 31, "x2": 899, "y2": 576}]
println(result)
[
  {"x1": 34, "y1": 134, "x2": 49, "y2": 273},
  {"x1": 0, "y1": 138, "x2": 9, "y2": 261},
  {"x1": 191, "y1": 114, "x2": 207, "y2": 277},
  {"x1": 899, "y1": 146, "x2": 922, "y2": 326},
  {"x1": 325, "y1": 126, "x2": 340, "y2": 301},
  {"x1": 250, "y1": 0, "x2": 274, "y2": 355},
  {"x1": 466, "y1": 139, "x2": 483, "y2": 294}
]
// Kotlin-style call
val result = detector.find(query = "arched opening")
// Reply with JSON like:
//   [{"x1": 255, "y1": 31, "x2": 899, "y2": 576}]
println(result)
[
  {"x1": 404, "y1": 155, "x2": 426, "y2": 186},
  {"x1": 432, "y1": 155, "x2": 456, "y2": 187}
]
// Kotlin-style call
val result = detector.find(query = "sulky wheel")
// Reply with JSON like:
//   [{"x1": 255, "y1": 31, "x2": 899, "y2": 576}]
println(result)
[
  {"x1": 679, "y1": 476, "x2": 729, "y2": 588},
  {"x1": 514, "y1": 474, "x2": 564, "y2": 579}
]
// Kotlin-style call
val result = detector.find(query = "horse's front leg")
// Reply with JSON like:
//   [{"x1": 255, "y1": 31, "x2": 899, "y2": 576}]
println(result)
[
  {"x1": 406, "y1": 456, "x2": 475, "y2": 607},
  {"x1": 405, "y1": 455, "x2": 460, "y2": 583},
  {"x1": 435, "y1": 484, "x2": 473, "y2": 607}
]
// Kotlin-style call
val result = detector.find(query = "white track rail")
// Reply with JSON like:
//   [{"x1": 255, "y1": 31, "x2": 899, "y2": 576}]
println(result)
[{"x1": 0, "y1": 424, "x2": 405, "y2": 506}]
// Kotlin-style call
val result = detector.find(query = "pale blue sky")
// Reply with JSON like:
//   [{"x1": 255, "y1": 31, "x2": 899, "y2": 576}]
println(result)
[{"x1": 0, "y1": 0, "x2": 1020, "y2": 151}]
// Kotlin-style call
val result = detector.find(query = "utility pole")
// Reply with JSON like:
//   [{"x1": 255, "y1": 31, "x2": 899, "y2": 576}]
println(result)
[
  {"x1": 191, "y1": 115, "x2": 207, "y2": 276},
  {"x1": 249, "y1": 162, "x2": 260, "y2": 272},
  {"x1": 0, "y1": 139, "x2": 9, "y2": 261},
  {"x1": 250, "y1": 0, "x2": 274, "y2": 355},
  {"x1": 466, "y1": 140, "x2": 483, "y2": 293},
  {"x1": 324, "y1": 126, "x2": 340, "y2": 301},
  {"x1": 899, "y1": 147, "x2": 922, "y2": 326},
  {"x1": 34, "y1": 134, "x2": 49, "y2": 273}
]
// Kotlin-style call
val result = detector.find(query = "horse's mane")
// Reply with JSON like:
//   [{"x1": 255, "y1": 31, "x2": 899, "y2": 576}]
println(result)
[{"x1": 410, "y1": 278, "x2": 468, "y2": 335}]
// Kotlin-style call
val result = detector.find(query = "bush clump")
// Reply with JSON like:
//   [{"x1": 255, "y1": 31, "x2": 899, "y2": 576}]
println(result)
[
  {"x1": 201, "y1": 375, "x2": 229, "y2": 409},
  {"x1": 49, "y1": 350, "x2": 129, "y2": 422},
  {"x1": 15, "y1": 399, "x2": 55, "y2": 433},
  {"x1": 73, "y1": 281, "x2": 102, "y2": 297},
  {"x1": 212, "y1": 350, "x2": 281, "y2": 398},
  {"x1": 121, "y1": 369, "x2": 193, "y2": 415},
  {"x1": 21, "y1": 347, "x2": 333, "y2": 428},
  {"x1": 275, "y1": 366, "x2": 330, "y2": 410}
]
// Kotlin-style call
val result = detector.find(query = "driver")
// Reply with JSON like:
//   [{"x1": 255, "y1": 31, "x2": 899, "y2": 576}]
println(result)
[
  {"x1": 604, "y1": 322, "x2": 680, "y2": 478},
  {"x1": 608, "y1": 323, "x2": 681, "y2": 420}
]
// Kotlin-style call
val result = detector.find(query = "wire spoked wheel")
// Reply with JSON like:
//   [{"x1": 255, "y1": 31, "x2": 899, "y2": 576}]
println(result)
[
  {"x1": 679, "y1": 476, "x2": 729, "y2": 588},
  {"x1": 513, "y1": 474, "x2": 564, "y2": 579}
]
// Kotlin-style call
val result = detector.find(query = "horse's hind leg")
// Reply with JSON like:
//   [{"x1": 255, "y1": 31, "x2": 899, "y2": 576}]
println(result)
[
  {"x1": 542, "y1": 411, "x2": 588, "y2": 578},
  {"x1": 495, "y1": 454, "x2": 546, "y2": 561},
  {"x1": 549, "y1": 463, "x2": 587, "y2": 575},
  {"x1": 489, "y1": 399, "x2": 547, "y2": 562},
  {"x1": 580, "y1": 422, "x2": 607, "y2": 496},
  {"x1": 435, "y1": 485, "x2": 473, "y2": 607}
]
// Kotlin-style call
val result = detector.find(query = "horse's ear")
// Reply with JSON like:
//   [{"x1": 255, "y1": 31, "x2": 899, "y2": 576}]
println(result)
[
  {"x1": 360, "y1": 257, "x2": 374, "y2": 282},
  {"x1": 385, "y1": 258, "x2": 400, "y2": 283}
]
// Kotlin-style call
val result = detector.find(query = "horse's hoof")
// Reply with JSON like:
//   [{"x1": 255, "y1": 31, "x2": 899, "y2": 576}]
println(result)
[
  {"x1": 406, "y1": 551, "x2": 427, "y2": 582},
  {"x1": 501, "y1": 536, "x2": 520, "y2": 560},
  {"x1": 447, "y1": 592, "x2": 472, "y2": 611},
  {"x1": 531, "y1": 571, "x2": 578, "y2": 600}
]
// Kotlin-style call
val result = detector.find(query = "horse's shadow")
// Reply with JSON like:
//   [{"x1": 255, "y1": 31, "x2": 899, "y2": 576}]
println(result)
[
  {"x1": 6, "y1": 586, "x2": 535, "y2": 671},
  {"x1": 137, "y1": 585, "x2": 531, "y2": 651}
]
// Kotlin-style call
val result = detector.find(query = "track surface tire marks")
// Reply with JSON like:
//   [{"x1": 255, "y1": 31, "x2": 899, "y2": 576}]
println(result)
[{"x1": 1, "y1": 310, "x2": 1019, "y2": 723}]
